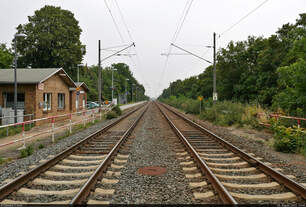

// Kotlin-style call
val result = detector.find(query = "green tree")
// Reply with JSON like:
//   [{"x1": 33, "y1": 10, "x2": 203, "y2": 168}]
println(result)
[
  {"x1": 0, "y1": 43, "x2": 13, "y2": 68},
  {"x1": 15, "y1": 5, "x2": 85, "y2": 79},
  {"x1": 80, "y1": 63, "x2": 147, "y2": 102}
]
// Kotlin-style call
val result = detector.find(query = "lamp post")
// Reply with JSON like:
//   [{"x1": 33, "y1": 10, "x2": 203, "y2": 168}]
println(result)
[
  {"x1": 13, "y1": 33, "x2": 27, "y2": 123},
  {"x1": 77, "y1": 64, "x2": 83, "y2": 83},
  {"x1": 132, "y1": 84, "x2": 135, "y2": 102},
  {"x1": 111, "y1": 68, "x2": 117, "y2": 103},
  {"x1": 125, "y1": 78, "x2": 129, "y2": 104}
]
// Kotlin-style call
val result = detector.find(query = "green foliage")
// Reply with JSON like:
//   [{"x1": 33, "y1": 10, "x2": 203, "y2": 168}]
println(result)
[
  {"x1": 159, "y1": 13, "x2": 306, "y2": 116},
  {"x1": 272, "y1": 58, "x2": 306, "y2": 117},
  {"x1": 0, "y1": 157, "x2": 4, "y2": 165},
  {"x1": 38, "y1": 144, "x2": 45, "y2": 149},
  {"x1": 161, "y1": 96, "x2": 201, "y2": 114},
  {"x1": 106, "y1": 111, "x2": 118, "y2": 119},
  {"x1": 15, "y1": 5, "x2": 85, "y2": 79},
  {"x1": 0, "y1": 43, "x2": 13, "y2": 68},
  {"x1": 271, "y1": 120, "x2": 306, "y2": 153},
  {"x1": 112, "y1": 105, "x2": 122, "y2": 116},
  {"x1": 80, "y1": 63, "x2": 148, "y2": 103},
  {"x1": 20, "y1": 145, "x2": 34, "y2": 158},
  {"x1": 161, "y1": 96, "x2": 260, "y2": 128}
]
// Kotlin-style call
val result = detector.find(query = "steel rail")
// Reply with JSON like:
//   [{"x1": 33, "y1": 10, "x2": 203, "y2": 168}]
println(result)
[
  {"x1": 0, "y1": 103, "x2": 147, "y2": 201},
  {"x1": 71, "y1": 103, "x2": 149, "y2": 204},
  {"x1": 159, "y1": 102, "x2": 306, "y2": 200},
  {"x1": 156, "y1": 102, "x2": 237, "y2": 204}
]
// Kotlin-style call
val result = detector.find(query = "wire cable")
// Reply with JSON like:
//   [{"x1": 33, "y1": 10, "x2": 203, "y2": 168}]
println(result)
[
  {"x1": 158, "y1": 0, "x2": 194, "y2": 95},
  {"x1": 114, "y1": 0, "x2": 152, "y2": 91},
  {"x1": 104, "y1": 0, "x2": 125, "y2": 43},
  {"x1": 220, "y1": 0, "x2": 270, "y2": 37}
]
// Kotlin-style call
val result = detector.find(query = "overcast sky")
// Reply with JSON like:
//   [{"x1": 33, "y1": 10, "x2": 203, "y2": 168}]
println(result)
[{"x1": 0, "y1": 0, "x2": 305, "y2": 97}]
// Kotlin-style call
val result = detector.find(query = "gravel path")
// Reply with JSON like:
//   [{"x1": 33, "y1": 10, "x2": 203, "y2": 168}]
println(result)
[
  {"x1": 111, "y1": 103, "x2": 195, "y2": 204},
  {"x1": 0, "y1": 107, "x2": 138, "y2": 187}
]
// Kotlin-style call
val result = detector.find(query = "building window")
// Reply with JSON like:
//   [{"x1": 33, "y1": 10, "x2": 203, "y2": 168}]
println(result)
[
  {"x1": 3, "y1": 93, "x2": 25, "y2": 109},
  {"x1": 83, "y1": 96, "x2": 85, "y2": 108},
  {"x1": 43, "y1": 93, "x2": 52, "y2": 111},
  {"x1": 58, "y1": 93, "x2": 65, "y2": 109}
]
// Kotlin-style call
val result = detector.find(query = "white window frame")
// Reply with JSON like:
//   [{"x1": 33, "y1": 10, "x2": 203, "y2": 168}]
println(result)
[
  {"x1": 43, "y1": 93, "x2": 52, "y2": 111},
  {"x1": 58, "y1": 93, "x2": 65, "y2": 109}
]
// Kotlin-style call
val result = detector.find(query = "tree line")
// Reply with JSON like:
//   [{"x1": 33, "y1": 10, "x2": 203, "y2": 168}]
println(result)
[
  {"x1": 160, "y1": 13, "x2": 306, "y2": 117},
  {"x1": 0, "y1": 5, "x2": 148, "y2": 102}
]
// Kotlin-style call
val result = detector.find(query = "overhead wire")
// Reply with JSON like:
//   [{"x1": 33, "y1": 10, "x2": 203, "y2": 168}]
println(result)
[
  {"x1": 113, "y1": 0, "x2": 152, "y2": 92},
  {"x1": 157, "y1": 0, "x2": 194, "y2": 96},
  {"x1": 104, "y1": 0, "x2": 125, "y2": 43},
  {"x1": 219, "y1": 0, "x2": 270, "y2": 37}
]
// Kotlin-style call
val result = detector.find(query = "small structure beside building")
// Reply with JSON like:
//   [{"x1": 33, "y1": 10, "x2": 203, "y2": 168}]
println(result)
[
  {"x1": 0, "y1": 68, "x2": 89, "y2": 125},
  {"x1": 74, "y1": 82, "x2": 89, "y2": 111}
]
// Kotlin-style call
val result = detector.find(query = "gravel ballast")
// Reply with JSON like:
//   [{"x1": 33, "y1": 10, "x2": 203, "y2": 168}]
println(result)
[
  {"x1": 166, "y1": 104, "x2": 306, "y2": 184},
  {"x1": 111, "y1": 103, "x2": 196, "y2": 204},
  {"x1": 0, "y1": 106, "x2": 139, "y2": 187}
]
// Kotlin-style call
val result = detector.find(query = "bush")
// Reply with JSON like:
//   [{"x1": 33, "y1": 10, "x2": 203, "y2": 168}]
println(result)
[
  {"x1": 38, "y1": 144, "x2": 45, "y2": 149},
  {"x1": 20, "y1": 145, "x2": 34, "y2": 158},
  {"x1": 0, "y1": 157, "x2": 4, "y2": 165},
  {"x1": 106, "y1": 111, "x2": 118, "y2": 119},
  {"x1": 112, "y1": 105, "x2": 122, "y2": 116},
  {"x1": 271, "y1": 120, "x2": 305, "y2": 153}
]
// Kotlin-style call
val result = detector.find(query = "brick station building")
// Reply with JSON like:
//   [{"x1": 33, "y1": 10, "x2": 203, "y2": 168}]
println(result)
[{"x1": 0, "y1": 68, "x2": 88, "y2": 123}]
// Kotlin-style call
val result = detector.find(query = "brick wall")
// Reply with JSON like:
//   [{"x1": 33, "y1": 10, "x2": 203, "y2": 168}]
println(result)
[
  {"x1": 35, "y1": 74, "x2": 71, "y2": 120},
  {"x1": 0, "y1": 84, "x2": 36, "y2": 121}
]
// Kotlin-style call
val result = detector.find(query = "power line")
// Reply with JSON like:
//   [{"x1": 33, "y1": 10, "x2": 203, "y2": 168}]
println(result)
[
  {"x1": 172, "y1": 0, "x2": 194, "y2": 43},
  {"x1": 114, "y1": 0, "x2": 152, "y2": 92},
  {"x1": 220, "y1": 0, "x2": 270, "y2": 36},
  {"x1": 158, "y1": 0, "x2": 194, "y2": 95},
  {"x1": 104, "y1": 0, "x2": 125, "y2": 43}
]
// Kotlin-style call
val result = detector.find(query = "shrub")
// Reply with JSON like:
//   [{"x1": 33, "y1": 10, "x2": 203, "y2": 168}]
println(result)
[
  {"x1": 112, "y1": 105, "x2": 122, "y2": 116},
  {"x1": 106, "y1": 111, "x2": 118, "y2": 119},
  {"x1": 38, "y1": 144, "x2": 45, "y2": 149},
  {"x1": 20, "y1": 145, "x2": 34, "y2": 158},
  {"x1": 0, "y1": 157, "x2": 4, "y2": 165},
  {"x1": 271, "y1": 120, "x2": 306, "y2": 153}
]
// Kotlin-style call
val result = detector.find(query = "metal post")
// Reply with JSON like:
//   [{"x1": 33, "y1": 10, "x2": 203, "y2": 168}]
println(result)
[
  {"x1": 132, "y1": 85, "x2": 134, "y2": 102},
  {"x1": 125, "y1": 79, "x2": 129, "y2": 104},
  {"x1": 213, "y1": 32, "x2": 217, "y2": 104},
  {"x1": 199, "y1": 100, "x2": 201, "y2": 115},
  {"x1": 77, "y1": 65, "x2": 79, "y2": 83},
  {"x1": 51, "y1": 117, "x2": 55, "y2": 143},
  {"x1": 22, "y1": 123, "x2": 26, "y2": 148},
  {"x1": 112, "y1": 68, "x2": 114, "y2": 102},
  {"x1": 14, "y1": 37, "x2": 17, "y2": 123},
  {"x1": 98, "y1": 40, "x2": 102, "y2": 107},
  {"x1": 69, "y1": 114, "x2": 72, "y2": 134}
]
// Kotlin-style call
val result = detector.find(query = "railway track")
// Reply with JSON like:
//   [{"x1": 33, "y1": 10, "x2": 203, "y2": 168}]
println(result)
[
  {"x1": 0, "y1": 103, "x2": 148, "y2": 204},
  {"x1": 156, "y1": 102, "x2": 306, "y2": 204}
]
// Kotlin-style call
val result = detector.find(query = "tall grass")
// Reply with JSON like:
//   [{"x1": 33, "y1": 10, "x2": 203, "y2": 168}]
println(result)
[{"x1": 161, "y1": 96, "x2": 260, "y2": 128}]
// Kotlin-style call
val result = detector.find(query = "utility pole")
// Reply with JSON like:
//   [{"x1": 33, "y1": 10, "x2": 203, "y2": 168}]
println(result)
[
  {"x1": 13, "y1": 33, "x2": 26, "y2": 123},
  {"x1": 135, "y1": 87, "x2": 137, "y2": 102},
  {"x1": 111, "y1": 68, "x2": 117, "y2": 103},
  {"x1": 98, "y1": 40, "x2": 102, "y2": 107},
  {"x1": 125, "y1": 79, "x2": 129, "y2": 104},
  {"x1": 213, "y1": 32, "x2": 217, "y2": 104}
]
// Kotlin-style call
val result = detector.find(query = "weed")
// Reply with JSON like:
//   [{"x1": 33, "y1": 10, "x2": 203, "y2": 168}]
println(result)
[
  {"x1": 0, "y1": 157, "x2": 4, "y2": 165},
  {"x1": 106, "y1": 111, "x2": 118, "y2": 119},
  {"x1": 38, "y1": 144, "x2": 45, "y2": 149},
  {"x1": 20, "y1": 145, "x2": 34, "y2": 158},
  {"x1": 112, "y1": 105, "x2": 122, "y2": 116}
]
